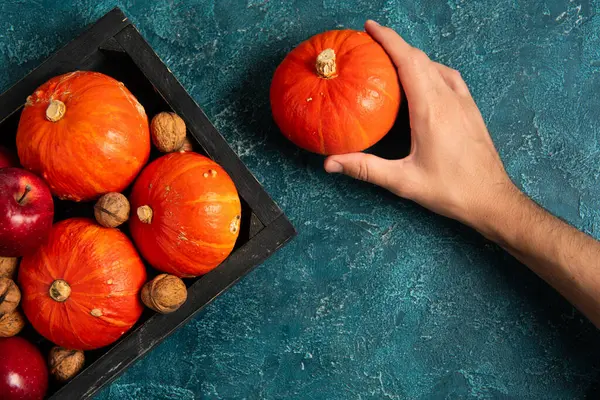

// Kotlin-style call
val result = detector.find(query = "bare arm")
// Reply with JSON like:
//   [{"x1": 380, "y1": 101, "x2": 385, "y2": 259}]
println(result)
[{"x1": 325, "y1": 20, "x2": 600, "y2": 327}]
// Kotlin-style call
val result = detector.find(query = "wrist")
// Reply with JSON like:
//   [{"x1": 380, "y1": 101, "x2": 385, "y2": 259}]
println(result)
[{"x1": 462, "y1": 182, "x2": 530, "y2": 244}]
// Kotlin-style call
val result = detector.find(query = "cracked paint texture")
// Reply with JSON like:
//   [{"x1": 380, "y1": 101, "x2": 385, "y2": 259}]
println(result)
[{"x1": 0, "y1": 0, "x2": 599, "y2": 398}]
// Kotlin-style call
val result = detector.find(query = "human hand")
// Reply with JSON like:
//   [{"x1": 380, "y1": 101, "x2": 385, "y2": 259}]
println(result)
[{"x1": 324, "y1": 20, "x2": 520, "y2": 229}]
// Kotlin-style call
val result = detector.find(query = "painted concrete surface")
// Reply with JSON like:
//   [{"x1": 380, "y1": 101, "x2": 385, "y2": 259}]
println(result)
[{"x1": 0, "y1": 0, "x2": 599, "y2": 398}]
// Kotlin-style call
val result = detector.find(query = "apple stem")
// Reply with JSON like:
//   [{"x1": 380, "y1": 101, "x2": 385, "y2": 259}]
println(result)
[{"x1": 17, "y1": 185, "x2": 31, "y2": 205}]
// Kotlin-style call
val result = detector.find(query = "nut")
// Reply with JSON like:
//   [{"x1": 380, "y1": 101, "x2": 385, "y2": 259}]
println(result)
[
  {"x1": 0, "y1": 278, "x2": 20, "y2": 314},
  {"x1": 150, "y1": 112, "x2": 186, "y2": 152},
  {"x1": 94, "y1": 193, "x2": 130, "y2": 228},
  {"x1": 141, "y1": 274, "x2": 187, "y2": 314},
  {"x1": 0, "y1": 309, "x2": 25, "y2": 337},
  {"x1": 177, "y1": 136, "x2": 194, "y2": 153},
  {"x1": 48, "y1": 346, "x2": 85, "y2": 382},
  {"x1": 0, "y1": 257, "x2": 18, "y2": 279}
]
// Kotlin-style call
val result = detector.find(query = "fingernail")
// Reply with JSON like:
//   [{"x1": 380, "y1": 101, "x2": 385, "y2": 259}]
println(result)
[
  {"x1": 325, "y1": 160, "x2": 343, "y2": 174},
  {"x1": 368, "y1": 20, "x2": 380, "y2": 26}
]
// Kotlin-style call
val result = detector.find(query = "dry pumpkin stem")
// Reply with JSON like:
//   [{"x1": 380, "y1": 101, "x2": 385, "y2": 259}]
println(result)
[
  {"x1": 0, "y1": 278, "x2": 21, "y2": 314},
  {"x1": 316, "y1": 48, "x2": 337, "y2": 79},
  {"x1": 0, "y1": 257, "x2": 18, "y2": 279},
  {"x1": 150, "y1": 112, "x2": 186, "y2": 152},
  {"x1": 141, "y1": 274, "x2": 188, "y2": 314},
  {"x1": 49, "y1": 279, "x2": 71, "y2": 302},
  {"x1": 0, "y1": 309, "x2": 25, "y2": 337},
  {"x1": 94, "y1": 192, "x2": 130, "y2": 228},
  {"x1": 46, "y1": 99, "x2": 66, "y2": 122},
  {"x1": 137, "y1": 205, "x2": 154, "y2": 224},
  {"x1": 48, "y1": 346, "x2": 85, "y2": 382}
]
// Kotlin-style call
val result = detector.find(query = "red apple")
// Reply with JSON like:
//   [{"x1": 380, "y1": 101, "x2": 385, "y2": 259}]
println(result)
[
  {"x1": 0, "y1": 337, "x2": 48, "y2": 400},
  {"x1": 0, "y1": 168, "x2": 54, "y2": 257},
  {"x1": 0, "y1": 146, "x2": 18, "y2": 169}
]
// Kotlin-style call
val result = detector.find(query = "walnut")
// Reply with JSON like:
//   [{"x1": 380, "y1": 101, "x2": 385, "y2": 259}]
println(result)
[
  {"x1": 94, "y1": 192, "x2": 130, "y2": 228},
  {"x1": 0, "y1": 257, "x2": 18, "y2": 279},
  {"x1": 177, "y1": 136, "x2": 194, "y2": 153},
  {"x1": 0, "y1": 309, "x2": 25, "y2": 337},
  {"x1": 0, "y1": 278, "x2": 20, "y2": 314},
  {"x1": 141, "y1": 274, "x2": 187, "y2": 314},
  {"x1": 48, "y1": 346, "x2": 85, "y2": 382},
  {"x1": 150, "y1": 112, "x2": 186, "y2": 152}
]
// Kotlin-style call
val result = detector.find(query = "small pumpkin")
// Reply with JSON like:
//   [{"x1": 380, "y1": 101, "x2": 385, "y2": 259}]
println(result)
[
  {"x1": 19, "y1": 218, "x2": 147, "y2": 350},
  {"x1": 270, "y1": 29, "x2": 401, "y2": 155},
  {"x1": 16, "y1": 71, "x2": 150, "y2": 201},
  {"x1": 129, "y1": 152, "x2": 241, "y2": 277}
]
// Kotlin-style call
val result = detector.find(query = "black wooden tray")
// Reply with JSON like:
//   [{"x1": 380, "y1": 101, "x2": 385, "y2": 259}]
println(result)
[{"x1": 0, "y1": 7, "x2": 295, "y2": 399}]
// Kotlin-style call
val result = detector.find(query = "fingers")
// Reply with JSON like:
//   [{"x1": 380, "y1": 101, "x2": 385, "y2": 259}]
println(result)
[
  {"x1": 365, "y1": 20, "x2": 440, "y2": 106},
  {"x1": 365, "y1": 20, "x2": 450, "y2": 118},
  {"x1": 433, "y1": 62, "x2": 470, "y2": 96},
  {"x1": 324, "y1": 153, "x2": 392, "y2": 187},
  {"x1": 324, "y1": 153, "x2": 416, "y2": 197}
]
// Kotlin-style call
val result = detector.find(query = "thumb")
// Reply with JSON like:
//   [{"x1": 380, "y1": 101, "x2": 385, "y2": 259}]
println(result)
[{"x1": 324, "y1": 153, "x2": 395, "y2": 189}]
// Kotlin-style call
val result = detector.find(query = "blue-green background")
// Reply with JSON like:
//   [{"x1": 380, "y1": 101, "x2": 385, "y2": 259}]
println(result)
[{"x1": 1, "y1": 0, "x2": 600, "y2": 398}]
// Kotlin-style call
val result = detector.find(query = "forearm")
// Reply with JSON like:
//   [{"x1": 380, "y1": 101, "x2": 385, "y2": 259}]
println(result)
[{"x1": 469, "y1": 186, "x2": 600, "y2": 327}]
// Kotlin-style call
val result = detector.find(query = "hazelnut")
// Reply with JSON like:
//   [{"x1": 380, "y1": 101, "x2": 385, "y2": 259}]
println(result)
[
  {"x1": 0, "y1": 309, "x2": 25, "y2": 337},
  {"x1": 141, "y1": 274, "x2": 187, "y2": 314},
  {"x1": 0, "y1": 278, "x2": 20, "y2": 314},
  {"x1": 0, "y1": 257, "x2": 18, "y2": 279},
  {"x1": 150, "y1": 112, "x2": 186, "y2": 152},
  {"x1": 48, "y1": 346, "x2": 85, "y2": 382},
  {"x1": 94, "y1": 192, "x2": 130, "y2": 228}
]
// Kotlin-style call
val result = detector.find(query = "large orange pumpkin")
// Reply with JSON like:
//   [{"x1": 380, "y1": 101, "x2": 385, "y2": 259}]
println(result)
[
  {"x1": 129, "y1": 152, "x2": 241, "y2": 277},
  {"x1": 16, "y1": 71, "x2": 150, "y2": 202},
  {"x1": 270, "y1": 29, "x2": 401, "y2": 155},
  {"x1": 19, "y1": 218, "x2": 147, "y2": 350}
]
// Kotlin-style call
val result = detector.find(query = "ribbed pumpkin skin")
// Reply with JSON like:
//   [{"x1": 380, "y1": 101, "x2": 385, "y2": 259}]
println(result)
[
  {"x1": 18, "y1": 218, "x2": 147, "y2": 350},
  {"x1": 270, "y1": 29, "x2": 401, "y2": 155},
  {"x1": 129, "y1": 152, "x2": 242, "y2": 277},
  {"x1": 16, "y1": 71, "x2": 150, "y2": 202}
]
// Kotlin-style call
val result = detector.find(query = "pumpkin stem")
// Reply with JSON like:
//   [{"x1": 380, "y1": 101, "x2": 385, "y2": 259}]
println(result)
[
  {"x1": 46, "y1": 99, "x2": 66, "y2": 122},
  {"x1": 137, "y1": 205, "x2": 153, "y2": 224},
  {"x1": 49, "y1": 280, "x2": 71, "y2": 302},
  {"x1": 316, "y1": 48, "x2": 337, "y2": 79}
]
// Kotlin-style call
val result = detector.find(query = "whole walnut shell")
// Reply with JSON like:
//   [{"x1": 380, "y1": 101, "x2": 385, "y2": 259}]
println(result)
[
  {"x1": 94, "y1": 192, "x2": 130, "y2": 228},
  {"x1": 0, "y1": 309, "x2": 25, "y2": 337},
  {"x1": 141, "y1": 274, "x2": 187, "y2": 314},
  {"x1": 48, "y1": 346, "x2": 85, "y2": 382},
  {"x1": 0, "y1": 278, "x2": 20, "y2": 314},
  {"x1": 0, "y1": 257, "x2": 18, "y2": 279},
  {"x1": 151, "y1": 112, "x2": 186, "y2": 153}
]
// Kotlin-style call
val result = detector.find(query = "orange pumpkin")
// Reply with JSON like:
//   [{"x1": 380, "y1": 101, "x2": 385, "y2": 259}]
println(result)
[
  {"x1": 129, "y1": 152, "x2": 241, "y2": 277},
  {"x1": 19, "y1": 218, "x2": 147, "y2": 350},
  {"x1": 270, "y1": 29, "x2": 401, "y2": 155},
  {"x1": 16, "y1": 71, "x2": 150, "y2": 202}
]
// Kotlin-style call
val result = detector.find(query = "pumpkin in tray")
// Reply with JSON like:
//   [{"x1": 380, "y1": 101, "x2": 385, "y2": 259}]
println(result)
[
  {"x1": 270, "y1": 29, "x2": 401, "y2": 155},
  {"x1": 129, "y1": 152, "x2": 241, "y2": 277},
  {"x1": 18, "y1": 218, "x2": 147, "y2": 350},
  {"x1": 16, "y1": 71, "x2": 150, "y2": 202}
]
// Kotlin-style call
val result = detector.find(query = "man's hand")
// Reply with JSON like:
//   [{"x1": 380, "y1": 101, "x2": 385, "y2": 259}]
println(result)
[
  {"x1": 325, "y1": 20, "x2": 600, "y2": 329},
  {"x1": 324, "y1": 20, "x2": 517, "y2": 229}
]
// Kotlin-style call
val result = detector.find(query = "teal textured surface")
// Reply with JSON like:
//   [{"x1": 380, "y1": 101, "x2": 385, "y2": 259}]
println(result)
[{"x1": 1, "y1": 1, "x2": 599, "y2": 398}]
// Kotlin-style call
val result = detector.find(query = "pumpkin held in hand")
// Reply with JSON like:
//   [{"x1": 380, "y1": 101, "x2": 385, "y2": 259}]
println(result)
[
  {"x1": 129, "y1": 152, "x2": 241, "y2": 277},
  {"x1": 270, "y1": 29, "x2": 401, "y2": 155},
  {"x1": 19, "y1": 218, "x2": 147, "y2": 350},
  {"x1": 16, "y1": 71, "x2": 150, "y2": 202}
]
